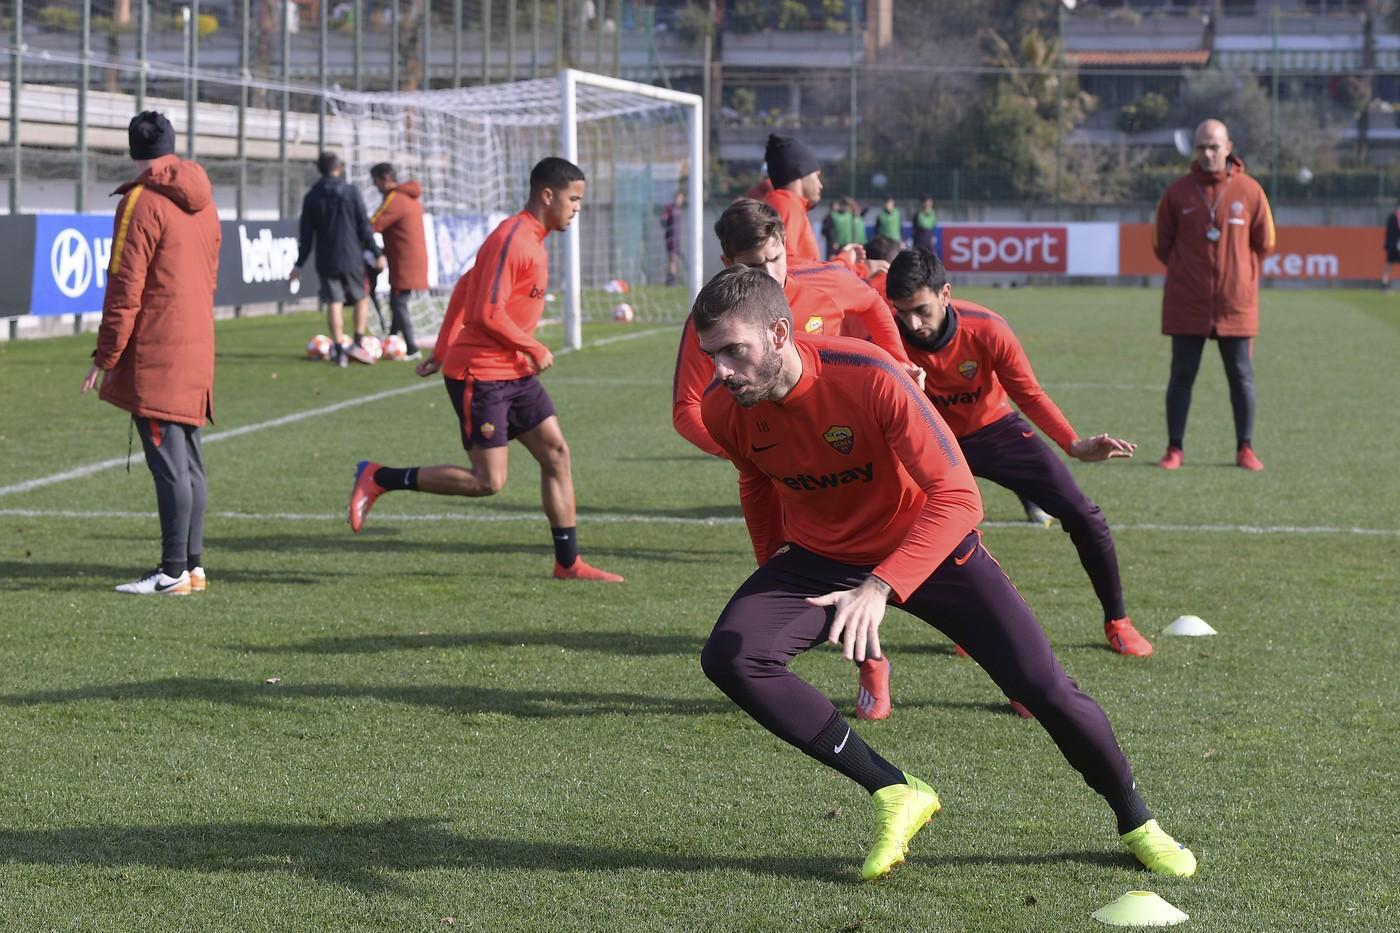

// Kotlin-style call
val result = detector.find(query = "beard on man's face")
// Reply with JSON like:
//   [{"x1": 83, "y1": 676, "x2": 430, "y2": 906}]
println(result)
[
  {"x1": 894, "y1": 312, "x2": 946, "y2": 352},
  {"x1": 726, "y1": 345, "x2": 784, "y2": 408}
]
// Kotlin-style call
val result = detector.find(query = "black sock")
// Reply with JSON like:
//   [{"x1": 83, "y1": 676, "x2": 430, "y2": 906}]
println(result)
[
  {"x1": 353, "y1": 332, "x2": 364, "y2": 346},
  {"x1": 162, "y1": 560, "x2": 188, "y2": 577},
  {"x1": 1237, "y1": 438, "x2": 1252, "y2": 451},
  {"x1": 1168, "y1": 437, "x2": 1184, "y2": 450},
  {"x1": 552, "y1": 527, "x2": 579, "y2": 568},
  {"x1": 803, "y1": 713, "x2": 905, "y2": 794},
  {"x1": 374, "y1": 466, "x2": 418, "y2": 491},
  {"x1": 187, "y1": 552, "x2": 202, "y2": 570},
  {"x1": 1093, "y1": 780, "x2": 1153, "y2": 835}
]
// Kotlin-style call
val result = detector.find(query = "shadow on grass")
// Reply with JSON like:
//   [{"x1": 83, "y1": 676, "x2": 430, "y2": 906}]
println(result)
[
  {"x1": 0, "y1": 677, "x2": 732, "y2": 719},
  {"x1": 0, "y1": 817, "x2": 850, "y2": 891},
  {"x1": 207, "y1": 533, "x2": 730, "y2": 564},
  {"x1": 0, "y1": 817, "x2": 1126, "y2": 892},
  {"x1": 0, "y1": 561, "x2": 322, "y2": 591},
  {"x1": 234, "y1": 629, "x2": 705, "y2": 658}
]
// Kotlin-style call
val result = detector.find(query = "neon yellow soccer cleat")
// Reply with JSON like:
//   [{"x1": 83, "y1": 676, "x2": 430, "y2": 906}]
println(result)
[
  {"x1": 861, "y1": 774, "x2": 941, "y2": 881},
  {"x1": 1121, "y1": 819, "x2": 1197, "y2": 877}
]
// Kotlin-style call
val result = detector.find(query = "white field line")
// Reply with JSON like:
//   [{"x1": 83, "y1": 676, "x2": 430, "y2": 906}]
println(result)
[
  {"x1": 1, "y1": 508, "x2": 1396, "y2": 538},
  {"x1": 0, "y1": 326, "x2": 676, "y2": 500}
]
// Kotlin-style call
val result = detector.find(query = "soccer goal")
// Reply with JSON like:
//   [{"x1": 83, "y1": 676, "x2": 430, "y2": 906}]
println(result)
[{"x1": 323, "y1": 70, "x2": 703, "y2": 350}]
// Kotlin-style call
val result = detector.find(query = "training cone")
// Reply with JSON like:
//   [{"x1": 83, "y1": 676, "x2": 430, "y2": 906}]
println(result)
[
  {"x1": 1092, "y1": 890, "x2": 1189, "y2": 927},
  {"x1": 1163, "y1": 615, "x2": 1217, "y2": 637}
]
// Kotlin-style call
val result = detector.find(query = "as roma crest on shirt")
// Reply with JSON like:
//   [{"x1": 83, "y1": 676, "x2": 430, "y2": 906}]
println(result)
[
  {"x1": 958, "y1": 359, "x2": 979, "y2": 381},
  {"x1": 804, "y1": 315, "x2": 824, "y2": 335},
  {"x1": 480, "y1": 422, "x2": 497, "y2": 439},
  {"x1": 823, "y1": 425, "x2": 855, "y2": 454}
]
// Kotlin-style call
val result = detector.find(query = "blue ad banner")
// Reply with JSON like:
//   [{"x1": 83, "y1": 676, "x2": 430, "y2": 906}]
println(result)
[{"x1": 30, "y1": 214, "x2": 116, "y2": 318}]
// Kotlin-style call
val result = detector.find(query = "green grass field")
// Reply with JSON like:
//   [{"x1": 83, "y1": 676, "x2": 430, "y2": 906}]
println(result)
[{"x1": 0, "y1": 287, "x2": 1396, "y2": 931}]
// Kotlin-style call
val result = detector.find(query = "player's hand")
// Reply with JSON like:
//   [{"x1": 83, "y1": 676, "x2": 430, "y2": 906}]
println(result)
[
  {"x1": 290, "y1": 267, "x2": 301, "y2": 282},
  {"x1": 375, "y1": 255, "x2": 387, "y2": 271},
  {"x1": 81, "y1": 365, "x2": 103, "y2": 393},
  {"x1": 903, "y1": 363, "x2": 926, "y2": 390},
  {"x1": 1068, "y1": 434, "x2": 1136, "y2": 462},
  {"x1": 838, "y1": 243, "x2": 866, "y2": 265},
  {"x1": 808, "y1": 574, "x2": 891, "y2": 663},
  {"x1": 865, "y1": 259, "x2": 890, "y2": 275},
  {"x1": 534, "y1": 349, "x2": 555, "y2": 372},
  {"x1": 415, "y1": 356, "x2": 442, "y2": 378}
]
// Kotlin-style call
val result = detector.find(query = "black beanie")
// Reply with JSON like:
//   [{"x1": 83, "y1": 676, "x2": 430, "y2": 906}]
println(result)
[
  {"x1": 764, "y1": 133, "x2": 820, "y2": 188},
  {"x1": 128, "y1": 111, "x2": 176, "y2": 160}
]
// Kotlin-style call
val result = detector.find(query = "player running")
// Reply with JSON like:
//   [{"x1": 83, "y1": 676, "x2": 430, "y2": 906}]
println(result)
[
  {"x1": 882, "y1": 249, "x2": 1152, "y2": 657},
  {"x1": 673, "y1": 199, "x2": 923, "y2": 721},
  {"x1": 692, "y1": 265, "x2": 1196, "y2": 882},
  {"x1": 347, "y1": 157, "x2": 623, "y2": 582}
]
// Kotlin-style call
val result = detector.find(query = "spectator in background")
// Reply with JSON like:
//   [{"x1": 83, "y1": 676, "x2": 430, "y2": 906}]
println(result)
[
  {"x1": 821, "y1": 201, "x2": 845, "y2": 260},
  {"x1": 831, "y1": 197, "x2": 865, "y2": 251},
  {"x1": 873, "y1": 196, "x2": 903, "y2": 245},
  {"x1": 1382, "y1": 200, "x2": 1400, "y2": 293},
  {"x1": 1152, "y1": 118, "x2": 1275, "y2": 472},
  {"x1": 370, "y1": 162, "x2": 427, "y2": 359},
  {"x1": 293, "y1": 150, "x2": 385, "y2": 367},
  {"x1": 82, "y1": 111, "x2": 221, "y2": 596},
  {"x1": 661, "y1": 190, "x2": 685, "y2": 286},
  {"x1": 912, "y1": 195, "x2": 937, "y2": 253}
]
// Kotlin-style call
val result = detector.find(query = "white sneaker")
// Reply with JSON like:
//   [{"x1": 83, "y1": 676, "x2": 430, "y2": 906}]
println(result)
[
  {"x1": 189, "y1": 566, "x2": 207, "y2": 592},
  {"x1": 1024, "y1": 503, "x2": 1055, "y2": 528},
  {"x1": 115, "y1": 568, "x2": 191, "y2": 596},
  {"x1": 402, "y1": 350, "x2": 423, "y2": 362}
]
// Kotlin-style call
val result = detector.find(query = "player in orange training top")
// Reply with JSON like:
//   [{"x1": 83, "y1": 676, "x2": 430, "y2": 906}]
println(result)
[
  {"x1": 347, "y1": 157, "x2": 622, "y2": 582},
  {"x1": 691, "y1": 265, "x2": 1196, "y2": 882},
  {"x1": 882, "y1": 248, "x2": 1151, "y2": 656}
]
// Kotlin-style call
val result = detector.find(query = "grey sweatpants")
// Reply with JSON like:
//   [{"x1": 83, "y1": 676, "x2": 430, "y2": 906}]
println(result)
[{"x1": 134, "y1": 416, "x2": 207, "y2": 576}]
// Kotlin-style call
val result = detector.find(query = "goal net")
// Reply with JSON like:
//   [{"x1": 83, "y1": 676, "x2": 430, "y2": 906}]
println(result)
[{"x1": 323, "y1": 70, "x2": 703, "y2": 349}]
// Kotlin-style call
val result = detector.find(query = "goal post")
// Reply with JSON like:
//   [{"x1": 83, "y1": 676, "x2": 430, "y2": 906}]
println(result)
[
  {"x1": 321, "y1": 71, "x2": 704, "y2": 351},
  {"x1": 559, "y1": 69, "x2": 703, "y2": 350}
]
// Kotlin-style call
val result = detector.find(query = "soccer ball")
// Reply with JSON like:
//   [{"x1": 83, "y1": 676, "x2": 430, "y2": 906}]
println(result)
[
  {"x1": 381, "y1": 334, "x2": 407, "y2": 360},
  {"x1": 306, "y1": 334, "x2": 332, "y2": 360},
  {"x1": 611, "y1": 302, "x2": 635, "y2": 323},
  {"x1": 360, "y1": 334, "x2": 383, "y2": 361}
]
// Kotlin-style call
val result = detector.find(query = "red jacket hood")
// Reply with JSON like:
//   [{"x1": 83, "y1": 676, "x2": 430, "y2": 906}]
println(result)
[
  {"x1": 114, "y1": 155, "x2": 215, "y2": 214},
  {"x1": 393, "y1": 180, "x2": 423, "y2": 199}
]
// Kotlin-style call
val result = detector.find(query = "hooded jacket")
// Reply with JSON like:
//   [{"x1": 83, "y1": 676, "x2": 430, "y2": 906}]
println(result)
[
  {"x1": 295, "y1": 174, "x2": 381, "y2": 279},
  {"x1": 1153, "y1": 153, "x2": 1275, "y2": 337},
  {"x1": 95, "y1": 154, "x2": 221, "y2": 426},
  {"x1": 371, "y1": 179, "x2": 429, "y2": 291}
]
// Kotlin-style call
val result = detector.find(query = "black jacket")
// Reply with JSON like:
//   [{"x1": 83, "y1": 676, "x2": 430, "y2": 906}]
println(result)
[{"x1": 295, "y1": 175, "x2": 381, "y2": 278}]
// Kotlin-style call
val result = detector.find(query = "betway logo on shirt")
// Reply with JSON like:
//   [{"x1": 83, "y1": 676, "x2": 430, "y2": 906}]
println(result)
[
  {"x1": 778, "y1": 462, "x2": 874, "y2": 491},
  {"x1": 942, "y1": 225, "x2": 1067, "y2": 273},
  {"x1": 929, "y1": 386, "x2": 983, "y2": 408}
]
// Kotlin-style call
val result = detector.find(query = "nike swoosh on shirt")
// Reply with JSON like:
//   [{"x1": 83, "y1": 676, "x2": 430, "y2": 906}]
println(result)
[
  {"x1": 1021, "y1": 431, "x2": 1035, "y2": 438},
  {"x1": 752, "y1": 443, "x2": 780, "y2": 453},
  {"x1": 1182, "y1": 207, "x2": 1196, "y2": 214},
  {"x1": 834, "y1": 727, "x2": 850, "y2": 754}
]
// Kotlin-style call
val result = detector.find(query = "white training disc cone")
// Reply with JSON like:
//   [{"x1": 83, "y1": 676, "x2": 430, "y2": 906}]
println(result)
[
  {"x1": 1092, "y1": 890, "x2": 1189, "y2": 926},
  {"x1": 1163, "y1": 615, "x2": 1217, "y2": 637}
]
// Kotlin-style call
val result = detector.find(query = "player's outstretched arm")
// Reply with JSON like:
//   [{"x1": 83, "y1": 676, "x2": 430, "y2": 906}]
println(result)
[
  {"x1": 1067, "y1": 434, "x2": 1136, "y2": 462},
  {"x1": 808, "y1": 574, "x2": 890, "y2": 663}
]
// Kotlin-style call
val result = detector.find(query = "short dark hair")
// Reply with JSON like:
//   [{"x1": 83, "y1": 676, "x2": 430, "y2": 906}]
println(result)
[
  {"x1": 886, "y1": 248, "x2": 949, "y2": 300},
  {"x1": 864, "y1": 235, "x2": 901, "y2": 263},
  {"x1": 714, "y1": 198, "x2": 785, "y2": 259},
  {"x1": 691, "y1": 265, "x2": 792, "y2": 334},
  {"x1": 317, "y1": 151, "x2": 341, "y2": 176},
  {"x1": 370, "y1": 162, "x2": 396, "y2": 181},
  {"x1": 530, "y1": 157, "x2": 585, "y2": 193}
]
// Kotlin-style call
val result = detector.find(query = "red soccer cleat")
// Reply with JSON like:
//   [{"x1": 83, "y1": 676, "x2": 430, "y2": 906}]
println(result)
[
  {"x1": 855, "y1": 656, "x2": 892, "y2": 721},
  {"x1": 1105, "y1": 617, "x2": 1154, "y2": 657},
  {"x1": 1236, "y1": 445, "x2": 1264, "y2": 471},
  {"x1": 1008, "y1": 700, "x2": 1035, "y2": 719},
  {"x1": 553, "y1": 558, "x2": 624, "y2": 582},
  {"x1": 954, "y1": 644, "x2": 970, "y2": 658},
  {"x1": 348, "y1": 460, "x2": 386, "y2": 533},
  {"x1": 1158, "y1": 446, "x2": 1184, "y2": 470}
]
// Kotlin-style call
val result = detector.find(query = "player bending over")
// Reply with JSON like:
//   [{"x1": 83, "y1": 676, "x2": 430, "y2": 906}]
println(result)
[
  {"x1": 348, "y1": 157, "x2": 622, "y2": 582},
  {"x1": 693, "y1": 265, "x2": 1195, "y2": 881},
  {"x1": 673, "y1": 198, "x2": 924, "y2": 721},
  {"x1": 883, "y1": 249, "x2": 1152, "y2": 657}
]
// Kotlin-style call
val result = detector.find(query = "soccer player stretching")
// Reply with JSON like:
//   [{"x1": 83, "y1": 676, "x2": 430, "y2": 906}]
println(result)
[
  {"x1": 693, "y1": 266, "x2": 1195, "y2": 881},
  {"x1": 348, "y1": 157, "x2": 622, "y2": 582},
  {"x1": 884, "y1": 249, "x2": 1153, "y2": 657},
  {"x1": 673, "y1": 198, "x2": 924, "y2": 721}
]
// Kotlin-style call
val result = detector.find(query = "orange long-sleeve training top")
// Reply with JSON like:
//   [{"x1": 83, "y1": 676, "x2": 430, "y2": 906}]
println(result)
[
  {"x1": 433, "y1": 210, "x2": 552, "y2": 381},
  {"x1": 701, "y1": 336, "x2": 983, "y2": 601}
]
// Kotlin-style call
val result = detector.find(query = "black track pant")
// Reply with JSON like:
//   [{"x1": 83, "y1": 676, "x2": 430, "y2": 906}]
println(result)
[{"x1": 1166, "y1": 335, "x2": 1256, "y2": 447}]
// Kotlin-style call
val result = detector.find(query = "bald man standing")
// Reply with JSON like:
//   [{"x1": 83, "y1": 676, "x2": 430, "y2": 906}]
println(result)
[{"x1": 1152, "y1": 119, "x2": 1275, "y2": 471}]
